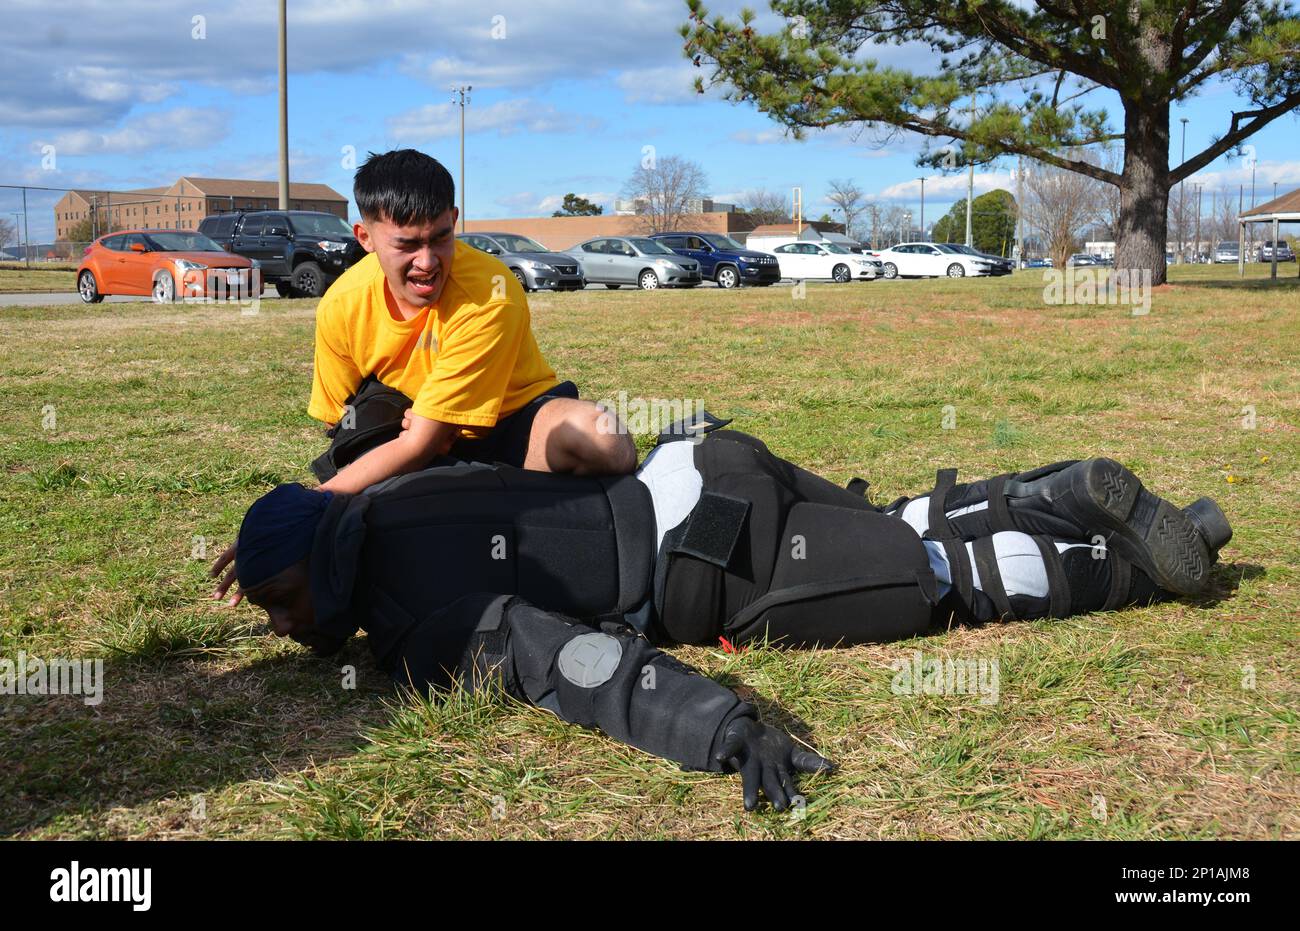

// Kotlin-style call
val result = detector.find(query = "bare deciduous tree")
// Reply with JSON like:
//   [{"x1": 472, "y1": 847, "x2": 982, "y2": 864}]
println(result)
[
  {"x1": 0, "y1": 218, "x2": 16, "y2": 255},
  {"x1": 1208, "y1": 186, "x2": 1240, "y2": 246},
  {"x1": 879, "y1": 205, "x2": 911, "y2": 245},
  {"x1": 1167, "y1": 185, "x2": 1195, "y2": 261},
  {"x1": 738, "y1": 189, "x2": 790, "y2": 226},
  {"x1": 1095, "y1": 145, "x2": 1123, "y2": 241},
  {"x1": 622, "y1": 155, "x2": 708, "y2": 234},
  {"x1": 825, "y1": 179, "x2": 865, "y2": 240},
  {"x1": 1023, "y1": 150, "x2": 1105, "y2": 269}
]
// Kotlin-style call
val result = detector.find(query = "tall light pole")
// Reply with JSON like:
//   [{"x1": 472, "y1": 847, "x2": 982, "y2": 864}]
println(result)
[
  {"x1": 1016, "y1": 154, "x2": 1024, "y2": 267},
  {"x1": 452, "y1": 85, "x2": 472, "y2": 233},
  {"x1": 965, "y1": 95, "x2": 975, "y2": 247},
  {"x1": 918, "y1": 177, "x2": 926, "y2": 241},
  {"x1": 902, "y1": 211, "x2": 911, "y2": 243},
  {"x1": 1194, "y1": 183, "x2": 1202, "y2": 262},
  {"x1": 21, "y1": 186, "x2": 29, "y2": 266},
  {"x1": 1179, "y1": 117, "x2": 1188, "y2": 262},
  {"x1": 277, "y1": 0, "x2": 290, "y2": 210}
]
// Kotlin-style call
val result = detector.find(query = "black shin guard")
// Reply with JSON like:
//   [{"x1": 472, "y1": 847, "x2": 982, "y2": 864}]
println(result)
[
  {"x1": 937, "y1": 536, "x2": 1169, "y2": 626},
  {"x1": 917, "y1": 460, "x2": 1223, "y2": 595}
]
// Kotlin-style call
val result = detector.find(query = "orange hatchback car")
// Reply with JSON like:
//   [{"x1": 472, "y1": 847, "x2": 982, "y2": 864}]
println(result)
[{"x1": 77, "y1": 229, "x2": 259, "y2": 303}]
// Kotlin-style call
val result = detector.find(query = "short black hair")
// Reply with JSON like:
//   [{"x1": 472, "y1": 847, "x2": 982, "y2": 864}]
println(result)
[{"x1": 354, "y1": 149, "x2": 456, "y2": 225}]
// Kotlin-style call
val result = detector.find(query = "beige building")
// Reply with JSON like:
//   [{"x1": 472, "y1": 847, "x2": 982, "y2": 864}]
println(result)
[
  {"x1": 53, "y1": 177, "x2": 348, "y2": 240},
  {"x1": 463, "y1": 211, "x2": 764, "y2": 252}
]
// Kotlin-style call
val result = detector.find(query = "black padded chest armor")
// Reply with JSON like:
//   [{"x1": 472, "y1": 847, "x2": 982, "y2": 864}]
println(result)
[{"x1": 309, "y1": 460, "x2": 657, "y2": 666}]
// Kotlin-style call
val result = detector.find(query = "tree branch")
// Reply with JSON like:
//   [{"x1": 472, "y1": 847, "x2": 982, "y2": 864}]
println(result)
[{"x1": 1171, "y1": 89, "x2": 1300, "y2": 183}]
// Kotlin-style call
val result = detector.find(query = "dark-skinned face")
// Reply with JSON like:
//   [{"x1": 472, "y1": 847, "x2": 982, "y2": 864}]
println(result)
[{"x1": 244, "y1": 559, "x2": 315, "y2": 639}]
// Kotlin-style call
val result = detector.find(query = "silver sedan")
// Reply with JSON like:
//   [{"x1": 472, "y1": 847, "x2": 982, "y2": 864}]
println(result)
[{"x1": 565, "y1": 237, "x2": 702, "y2": 289}]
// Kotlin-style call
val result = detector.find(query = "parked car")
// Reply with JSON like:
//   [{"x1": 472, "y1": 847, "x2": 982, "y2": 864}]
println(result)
[
  {"x1": 1257, "y1": 240, "x2": 1296, "y2": 262},
  {"x1": 1066, "y1": 253, "x2": 1099, "y2": 267},
  {"x1": 564, "y1": 237, "x2": 702, "y2": 289},
  {"x1": 648, "y1": 231, "x2": 780, "y2": 288},
  {"x1": 77, "y1": 229, "x2": 257, "y2": 304},
  {"x1": 457, "y1": 232, "x2": 585, "y2": 291},
  {"x1": 1024, "y1": 257, "x2": 1053, "y2": 269},
  {"x1": 761, "y1": 240, "x2": 880, "y2": 281},
  {"x1": 937, "y1": 243, "x2": 1014, "y2": 275},
  {"x1": 198, "y1": 210, "x2": 363, "y2": 297},
  {"x1": 875, "y1": 242, "x2": 996, "y2": 279},
  {"x1": 1213, "y1": 242, "x2": 1240, "y2": 263}
]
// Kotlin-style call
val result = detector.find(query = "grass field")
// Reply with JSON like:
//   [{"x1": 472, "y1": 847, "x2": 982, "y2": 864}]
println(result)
[
  {"x1": 1, "y1": 264, "x2": 1296, "y2": 839},
  {"x1": 0, "y1": 263, "x2": 77, "y2": 293}
]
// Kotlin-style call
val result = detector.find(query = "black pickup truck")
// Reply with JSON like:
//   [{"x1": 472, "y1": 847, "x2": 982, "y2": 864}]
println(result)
[{"x1": 198, "y1": 210, "x2": 364, "y2": 297}]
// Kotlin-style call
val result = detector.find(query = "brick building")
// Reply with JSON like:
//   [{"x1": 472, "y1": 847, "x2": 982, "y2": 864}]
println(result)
[{"x1": 53, "y1": 177, "x2": 348, "y2": 240}]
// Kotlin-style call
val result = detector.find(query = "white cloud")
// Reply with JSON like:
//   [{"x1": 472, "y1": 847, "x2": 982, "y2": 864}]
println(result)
[
  {"x1": 53, "y1": 65, "x2": 178, "y2": 105},
  {"x1": 730, "y1": 129, "x2": 795, "y2": 145},
  {"x1": 1, "y1": 0, "x2": 692, "y2": 130},
  {"x1": 615, "y1": 64, "x2": 703, "y2": 104},
  {"x1": 874, "y1": 169, "x2": 1015, "y2": 202},
  {"x1": 493, "y1": 190, "x2": 615, "y2": 216},
  {"x1": 1186, "y1": 159, "x2": 1300, "y2": 190},
  {"x1": 388, "y1": 98, "x2": 600, "y2": 142},
  {"x1": 36, "y1": 107, "x2": 230, "y2": 156}
]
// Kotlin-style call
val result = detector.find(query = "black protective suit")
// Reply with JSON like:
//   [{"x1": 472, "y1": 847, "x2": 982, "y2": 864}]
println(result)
[
  {"x1": 296, "y1": 379, "x2": 1224, "y2": 776},
  {"x1": 304, "y1": 425, "x2": 937, "y2": 773}
]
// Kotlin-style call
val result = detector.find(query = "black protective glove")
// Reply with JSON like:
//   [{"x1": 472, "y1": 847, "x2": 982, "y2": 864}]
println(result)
[{"x1": 714, "y1": 717, "x2": 835, "y2": 811}]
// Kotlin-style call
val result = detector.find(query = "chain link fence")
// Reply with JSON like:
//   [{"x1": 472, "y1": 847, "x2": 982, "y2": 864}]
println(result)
[{"x1": 0, "y1": 182, "x2": 248, "y2": 267}]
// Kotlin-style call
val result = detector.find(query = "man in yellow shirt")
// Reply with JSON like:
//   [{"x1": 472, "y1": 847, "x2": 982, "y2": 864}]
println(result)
[{"x1": 212, "y1": 148, "x2": 634, "y2": 603}]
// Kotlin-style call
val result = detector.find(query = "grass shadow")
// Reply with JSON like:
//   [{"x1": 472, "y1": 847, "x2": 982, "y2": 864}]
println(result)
[{"x1": 0, "y1": 641, "x2": 392, "y2": 837}]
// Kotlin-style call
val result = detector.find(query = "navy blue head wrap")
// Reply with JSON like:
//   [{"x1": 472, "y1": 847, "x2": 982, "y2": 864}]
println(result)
[{"x1": 235, "y1": 483, "x2": 334, "y2": 590}]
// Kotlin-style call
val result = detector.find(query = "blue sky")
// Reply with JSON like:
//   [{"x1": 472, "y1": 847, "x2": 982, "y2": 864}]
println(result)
[{"x1": 2, "y1": 0, "x2": 1298, "y2": 245}]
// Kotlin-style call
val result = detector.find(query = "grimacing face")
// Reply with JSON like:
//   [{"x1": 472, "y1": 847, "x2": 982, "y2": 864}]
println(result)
[
  {"x1": 354, "y1": 207, "x2": 459, "y2": 313},
  {"x1": 244, "y1": 559, "x2": 315, "y2": 639}
]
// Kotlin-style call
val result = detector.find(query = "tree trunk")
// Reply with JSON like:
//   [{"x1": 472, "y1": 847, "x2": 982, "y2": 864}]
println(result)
[{"x1": 1115, "y1": 100, "x2": 1171, "y2": 285}]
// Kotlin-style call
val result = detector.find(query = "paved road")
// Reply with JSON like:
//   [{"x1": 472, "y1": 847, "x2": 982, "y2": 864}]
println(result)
[{"x1": 0, "y1": 290, "x2": 288, "y2": 307}]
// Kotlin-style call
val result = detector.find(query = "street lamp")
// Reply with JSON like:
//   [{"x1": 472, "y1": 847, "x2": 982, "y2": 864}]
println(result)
[
  {"x1": 452, "y1": 85, "x2": 472, "y2": 233},
  {"x1": 902, "y1": 211, "x2": 911, "y2": 243},
  {"x1": 918, "y1": 177, "x2": 926, "y2": 241},
  {"x1": 278, "y1": 0, "x2": 289, "y2": 210},
  {"x1": 1194, "y1": 183, "x2": 1202, "y2": 263},
  {"x1": 1179, "y1": 117, "x2": 1188, "y2": 263}
]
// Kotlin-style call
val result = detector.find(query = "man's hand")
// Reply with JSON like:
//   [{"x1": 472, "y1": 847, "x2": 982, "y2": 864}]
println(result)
[
  {"x1": 715, "y1": 717, "x2": 835, "y2": 812},
  {"x1": 318, "y1": 410, "x2": 459, "y2": 495},
  {"x1": 209, "y1": 543, "x2": 242, "y2": 606}
]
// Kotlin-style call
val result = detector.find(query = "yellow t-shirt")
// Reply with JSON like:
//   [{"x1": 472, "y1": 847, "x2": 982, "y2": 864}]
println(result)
[{"x1": 307, "y1": 241, "x2": 559, "y2": 439}]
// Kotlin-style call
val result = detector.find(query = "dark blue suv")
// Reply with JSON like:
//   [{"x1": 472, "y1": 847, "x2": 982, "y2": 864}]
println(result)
[{"x1": 649, "y1": 232, "x2": 781, "y2": 288}]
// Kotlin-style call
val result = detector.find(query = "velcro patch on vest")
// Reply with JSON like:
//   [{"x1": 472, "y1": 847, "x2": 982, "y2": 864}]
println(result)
[{"x1": 677, "y1": 491, "x2": 750, "y2": 569}]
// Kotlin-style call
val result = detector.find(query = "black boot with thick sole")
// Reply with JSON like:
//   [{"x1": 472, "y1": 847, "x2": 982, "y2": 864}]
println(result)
[{"x1": 1028, "y1": 458, "x2": 1213, "y2": 596}]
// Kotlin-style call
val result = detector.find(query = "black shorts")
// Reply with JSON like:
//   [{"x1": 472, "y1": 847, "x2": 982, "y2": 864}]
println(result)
[{"x1": 448, "y1": 380, "x2": 580, "y2": 468}]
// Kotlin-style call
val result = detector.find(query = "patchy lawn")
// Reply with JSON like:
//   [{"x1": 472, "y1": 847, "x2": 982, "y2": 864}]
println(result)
[{"x1": 0, "y1": 263, "x2": 1295, "y2": 838}]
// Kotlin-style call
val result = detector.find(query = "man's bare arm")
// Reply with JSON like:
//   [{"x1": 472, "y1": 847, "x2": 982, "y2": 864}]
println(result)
[{"x1": 317, "y1": 412, "x2": 460, "y2": 495}]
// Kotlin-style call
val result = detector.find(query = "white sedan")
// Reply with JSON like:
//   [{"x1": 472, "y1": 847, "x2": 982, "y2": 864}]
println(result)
[
  {"x1": 876, "y1": 242, "x2": 997, "y2": 279},
  {"x1": 765, "y1": 241, "x2": 881, "y2": 282}
]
